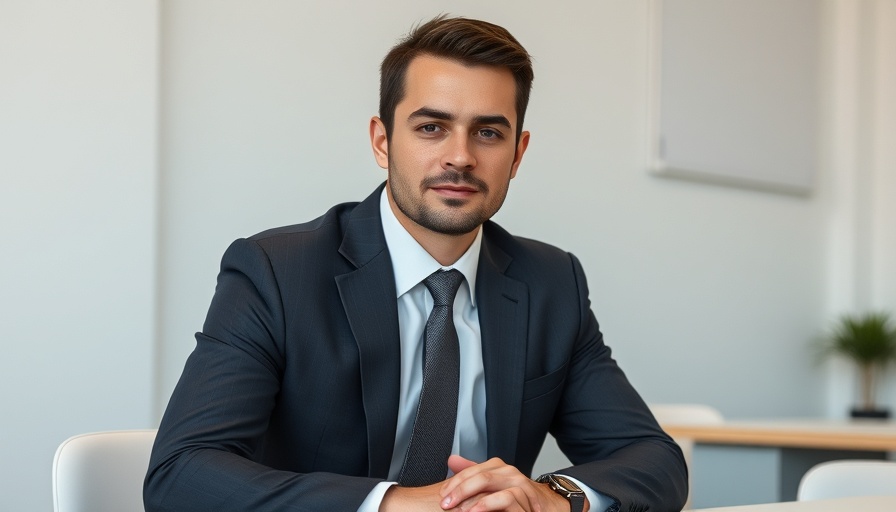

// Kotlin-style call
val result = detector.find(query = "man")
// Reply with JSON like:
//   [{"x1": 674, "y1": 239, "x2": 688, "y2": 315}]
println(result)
[{"x1": 145, "y1": 15, "x2": 687, "y2": 512}]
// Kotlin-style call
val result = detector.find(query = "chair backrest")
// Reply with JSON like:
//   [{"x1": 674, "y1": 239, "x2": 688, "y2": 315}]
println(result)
[
  {"x1": 649, "y1": 403, "x2": 725, "y2": 426},
  {"x1": 649, "y1": 403, "x2": 724, "y2": 510},
  {"x1": 52, "y1": 429, "x2": 157, "y2": 512},
  {"x1": 797, "y1": 460, "x2": 896, "y2": 501}
]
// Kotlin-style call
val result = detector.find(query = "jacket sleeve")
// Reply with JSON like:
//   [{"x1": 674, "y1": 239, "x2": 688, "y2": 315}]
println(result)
[
  {"x1": 143, "y1": 238, "x2": 381, "y2": 512},
  {"x1": 552, "y1": 253, "x2": 689, "y2": 512}
]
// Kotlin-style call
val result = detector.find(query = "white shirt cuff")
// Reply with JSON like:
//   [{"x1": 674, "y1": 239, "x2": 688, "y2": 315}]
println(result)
[{"x1": 357, "y1": 481, "x2": 396, "y2": 512}]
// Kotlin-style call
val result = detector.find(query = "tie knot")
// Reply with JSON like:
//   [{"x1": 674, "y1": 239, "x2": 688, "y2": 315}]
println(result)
[{"x1": 424, "y1": 269, "x2": 464, "y2": 307}]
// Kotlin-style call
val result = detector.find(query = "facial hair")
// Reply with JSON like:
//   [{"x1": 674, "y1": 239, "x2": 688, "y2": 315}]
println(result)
[{"x1": 387, "y1": 155, "x2": 511, "y2": 236}]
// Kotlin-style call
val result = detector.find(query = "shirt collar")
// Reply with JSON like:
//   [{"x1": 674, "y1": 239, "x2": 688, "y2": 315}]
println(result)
[{"x1": 380, "y1": 187, "x2": 481, "y2": 305}]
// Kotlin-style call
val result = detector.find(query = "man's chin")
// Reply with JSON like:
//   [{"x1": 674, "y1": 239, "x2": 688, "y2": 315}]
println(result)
[
  {"x1": 441, "y1": 197, "x2": 470, "y2": 208},
  {"x1": 418, "y1": 211, "x2": 485, "y2": 237}
]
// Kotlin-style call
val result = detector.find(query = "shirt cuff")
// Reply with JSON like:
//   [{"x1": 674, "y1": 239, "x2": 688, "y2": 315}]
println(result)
[
  {"x1": 557, "y1": 474, "x2": 617, "y2": 512},
  {"x1": 357, "y1": 481, "x2": 396, "y2": 512}
]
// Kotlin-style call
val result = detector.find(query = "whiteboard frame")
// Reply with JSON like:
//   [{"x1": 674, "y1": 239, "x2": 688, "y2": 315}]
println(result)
[{"x1": 646, "y1": 0, "x2": 819, "y2": 196}]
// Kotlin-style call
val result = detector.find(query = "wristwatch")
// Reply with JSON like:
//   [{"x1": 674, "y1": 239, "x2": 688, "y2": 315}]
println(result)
[{"x1": 536, "y1": 473, "x2": 586, "y2": 512}]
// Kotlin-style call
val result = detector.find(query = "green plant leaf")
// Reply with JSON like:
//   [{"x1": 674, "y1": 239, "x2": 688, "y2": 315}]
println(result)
[{"x1": 821, "y1": 312, "x2": 896, "y2": 365}]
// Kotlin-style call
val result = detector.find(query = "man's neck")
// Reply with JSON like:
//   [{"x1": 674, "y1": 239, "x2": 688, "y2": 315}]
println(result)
[{"x1": 386, "y1": 189, "x2": 479, "y2": 266}]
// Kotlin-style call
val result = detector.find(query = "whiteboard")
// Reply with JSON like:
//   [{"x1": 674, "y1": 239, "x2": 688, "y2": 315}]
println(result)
[{"x1": 648, "y1": 0, "x2": 822, "y2": 195}]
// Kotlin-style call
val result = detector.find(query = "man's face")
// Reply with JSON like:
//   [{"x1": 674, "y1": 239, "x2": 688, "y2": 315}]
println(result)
[{"x1": 371, "y1": 55, "x2": 529, "y2": 237}]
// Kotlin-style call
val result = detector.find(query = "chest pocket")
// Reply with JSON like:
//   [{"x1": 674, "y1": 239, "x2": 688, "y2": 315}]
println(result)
[{"x1": 522, "y1": 361, "x2": 568, "y2": 402}]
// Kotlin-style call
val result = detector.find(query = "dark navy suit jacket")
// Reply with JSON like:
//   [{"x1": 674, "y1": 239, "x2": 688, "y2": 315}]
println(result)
[{"x1": 144, "y1": 183, "x2": 687, "y2": 512}]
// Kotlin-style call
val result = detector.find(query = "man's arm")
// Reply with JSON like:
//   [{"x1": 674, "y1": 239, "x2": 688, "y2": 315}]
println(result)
[
  {"x1": 545, "y1": 253, "x2": 689, "y2": 511},
  {"x1": 425, "y1": 250, "x2": 686, "y2": 512},
  {"x1": 144, "y1": 239, "x2": 381, "y2": 511}
]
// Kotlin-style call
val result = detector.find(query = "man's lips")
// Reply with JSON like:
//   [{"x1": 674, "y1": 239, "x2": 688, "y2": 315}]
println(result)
[{"x1": 430, "y1": 184, "x2": 479, "y2": 198}]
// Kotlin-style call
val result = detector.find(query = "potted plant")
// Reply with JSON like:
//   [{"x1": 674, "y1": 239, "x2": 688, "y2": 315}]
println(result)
[{"x1": 820, "y1": 312, "x2": 896, "y2": 419}]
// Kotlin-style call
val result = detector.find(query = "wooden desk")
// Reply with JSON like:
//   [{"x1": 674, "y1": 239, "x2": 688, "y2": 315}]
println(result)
[
  {"x1": 664, "y1": 419, "x2": 896, "y2": 451},
  {"x1": 693, "y1": 495, "x2": 896, "y2": 511},
  {"x1": 660, "y1": 419, "x2": 896, "y2": 509}
]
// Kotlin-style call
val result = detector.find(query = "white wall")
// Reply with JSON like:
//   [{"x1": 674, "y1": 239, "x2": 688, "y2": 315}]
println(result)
[
  {"x1": 0, "y1": 1, "x2": 158, "y2": 510},
  {"x1": 155, "y1": 0, "x2": 840, "y2": 419},
  {"x1": 868, "y1": 0, "x2": 896, "y2": 410},
  {"x1": 3, "y1": 1, "x2": 894, "y2": 510},
  {"x1": 822, "y1": 0, "x2": 896, "y2": 415}
]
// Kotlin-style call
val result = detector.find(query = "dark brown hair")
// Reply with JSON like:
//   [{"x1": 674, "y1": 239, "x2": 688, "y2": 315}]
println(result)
[{"x1": 379, "y1": 15, "x2": 534, "y2": 142}]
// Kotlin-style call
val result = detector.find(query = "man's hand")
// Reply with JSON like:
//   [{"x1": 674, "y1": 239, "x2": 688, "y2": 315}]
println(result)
[
  {"x1": 380, "y1": 482, "x2": 452, "y2": 511},
  {"x1": 438, "y1": 456, "x2": 587, "y2": 512},
  {"x1": 379, "y1": 481, "x2": 488, "y2": 512}
]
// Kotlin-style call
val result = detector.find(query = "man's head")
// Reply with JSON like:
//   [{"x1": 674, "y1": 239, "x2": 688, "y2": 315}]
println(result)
[
  {"x1": 379, "y1": 15, "x2": 534, "y2": 143},
  {"x1": 370, "y1": 16, "x2": 533, "y2": 254}
]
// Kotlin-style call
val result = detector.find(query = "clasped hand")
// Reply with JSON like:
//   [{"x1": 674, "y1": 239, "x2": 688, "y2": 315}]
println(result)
[{"x1": 381, "y1": 455, "x2": 588, "y2": 512}]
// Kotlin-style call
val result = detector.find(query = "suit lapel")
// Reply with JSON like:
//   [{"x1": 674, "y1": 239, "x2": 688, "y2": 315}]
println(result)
[
  {"x1": 477, "y1": 227, "x2": 529, "y2": 463},
  {"x1": 335, "y1": 185, "x2": 400, "y2": 479}
]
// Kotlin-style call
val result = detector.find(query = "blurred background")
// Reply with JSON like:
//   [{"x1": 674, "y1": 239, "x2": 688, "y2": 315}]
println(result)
[{"x1": 2, "y1": 0, "x2": 894, "y2": 510}]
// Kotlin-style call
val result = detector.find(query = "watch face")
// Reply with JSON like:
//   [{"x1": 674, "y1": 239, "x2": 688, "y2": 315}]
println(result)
[
  {"x1": 552, "y1": 475, "x2": 583, "y2": 493},
  {"x1": 537, "y1": 473, "x2": 584, "y2": 495}
]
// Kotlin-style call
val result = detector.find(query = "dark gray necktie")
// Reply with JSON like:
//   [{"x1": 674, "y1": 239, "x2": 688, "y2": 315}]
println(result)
[{"x1": 398, "y1": 269, "x2": 465, "y2": 487}]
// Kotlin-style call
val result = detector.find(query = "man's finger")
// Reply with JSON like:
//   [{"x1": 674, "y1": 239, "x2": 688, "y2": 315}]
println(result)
[
  {"x1": 440, "y1": 458, "x2": 542, "y2": 511},
  {"x1": 440, "y1": 457, "x2": 504, "y2": 500},
  {"x1": 448, "y1": 454, "x2": 479, "y2": 474}
]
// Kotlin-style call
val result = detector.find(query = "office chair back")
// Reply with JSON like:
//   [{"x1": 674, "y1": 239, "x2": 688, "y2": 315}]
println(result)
[
  {"x1": 650, "y1": 403, "x2": 724, "y2": 510},
  {"x1": 649, "y1": 403, "x2": 724, "y2": 425},
  {"x1": 52, "y1": 429, "x2": 157, "y2": 512},
  {"x1": 797, "y1": 459, "x2": 896, "y2": 501}
]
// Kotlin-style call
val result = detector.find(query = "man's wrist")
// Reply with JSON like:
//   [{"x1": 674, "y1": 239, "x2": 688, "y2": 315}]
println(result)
[
  {"x1": 379, "y1": 482, "x2": 446, "y2": 512},
  {"x1": 536, "y1": 473, "x2": 587, "y2": 512},
  {"x1": 535, "y1": 473, "x2": 587, "y2": 512}
]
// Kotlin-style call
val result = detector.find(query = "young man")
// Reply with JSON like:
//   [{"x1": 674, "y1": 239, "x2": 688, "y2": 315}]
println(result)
[{"x1": 145, "y1": 16, "x2": 687, "y2": 512}]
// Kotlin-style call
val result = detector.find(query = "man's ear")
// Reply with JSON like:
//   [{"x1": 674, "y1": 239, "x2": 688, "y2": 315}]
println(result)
[
  {"x1": 510, "y1": 130, "x2": 530, "y2": 179},
  {"x1": 369, "y1": 117, "x2": 389, "y2": 170}
]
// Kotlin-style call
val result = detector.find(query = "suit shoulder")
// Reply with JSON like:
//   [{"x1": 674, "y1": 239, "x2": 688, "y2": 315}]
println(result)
[
  {"x1": 483, "y1": 221, "x2": 573, "y2": 267},
  {"x1": 245, "y1": 200, "x2": 359, "y2": 245}
]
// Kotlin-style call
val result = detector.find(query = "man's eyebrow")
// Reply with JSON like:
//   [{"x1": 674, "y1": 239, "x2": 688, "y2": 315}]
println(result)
[
  {"x1": 407, "y1": 108, "x2": 512, "y2": 130},
  {"x1": 408, "y1": 107, "x2": 454, "y2": 122},
  {"x1": 473, "y1": 115, "x2": 511, "y2": 129}
]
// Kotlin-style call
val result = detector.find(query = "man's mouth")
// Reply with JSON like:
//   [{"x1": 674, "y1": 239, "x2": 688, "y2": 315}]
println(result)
[
  {"x1": 430, "y1": 184, "x2": 479, "y2": 198},
  {"x1": 421, "y1": 171, "x2": 489, "y2": 197}
]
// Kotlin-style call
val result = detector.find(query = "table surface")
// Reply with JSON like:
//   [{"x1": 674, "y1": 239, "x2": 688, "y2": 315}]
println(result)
[
  {"x1": 662, "y1": 419, "x2": 896, "y2": 451},
  {"x1": 692, "y1": 495, "x2": 896, "y2": 511}
]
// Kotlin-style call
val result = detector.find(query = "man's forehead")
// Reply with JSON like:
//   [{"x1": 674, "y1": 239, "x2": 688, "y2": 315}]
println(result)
[{"x1": 400, "y1": 55, "x2": 518, "y2": 122}]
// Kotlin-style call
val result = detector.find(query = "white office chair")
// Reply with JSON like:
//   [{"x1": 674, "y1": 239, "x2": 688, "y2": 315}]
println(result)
[
  {"x1": 649, "y1": 404, "x2": 724, "y2": 426},
  {"x1": 650, "y1": 403, "x2": 724, "y2": 510},
  {"x1": 52, "y1": 429, "x2": 157, "y2": 512},
  {"x1": 797, "y1": 460, "x2": 896, "y2": 501}
]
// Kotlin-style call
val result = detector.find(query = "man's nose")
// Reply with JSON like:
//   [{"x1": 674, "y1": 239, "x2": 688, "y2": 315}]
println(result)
[{"x1": 441, "y1": 135, "x2": 476, "y2": 171}]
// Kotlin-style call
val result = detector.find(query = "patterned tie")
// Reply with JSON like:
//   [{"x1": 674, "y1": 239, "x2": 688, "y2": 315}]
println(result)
[{"x1": 398, "y1": 269, "x2": 465, "y2": 487}]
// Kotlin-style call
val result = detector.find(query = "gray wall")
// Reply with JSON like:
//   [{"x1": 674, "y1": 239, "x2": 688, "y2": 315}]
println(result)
[
  {"x1": 1, "y1": 2, "x2": 157, "y2": 511},
  {"x1": 2, "y1": 1, "x2": 895, "y2": 510}
]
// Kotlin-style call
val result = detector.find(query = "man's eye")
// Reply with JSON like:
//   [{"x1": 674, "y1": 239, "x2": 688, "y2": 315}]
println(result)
[
  {"x1": 421, "y1": 124, "x2": 440, "y2": 133},
  {"x1": 478, "y1": 129, "x2": 501, "y2": 139}
]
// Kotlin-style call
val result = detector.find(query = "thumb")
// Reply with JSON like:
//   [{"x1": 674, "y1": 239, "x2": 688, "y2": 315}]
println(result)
[{"x1": 447, "y1": 454, "x2": 477, "y2": 474}]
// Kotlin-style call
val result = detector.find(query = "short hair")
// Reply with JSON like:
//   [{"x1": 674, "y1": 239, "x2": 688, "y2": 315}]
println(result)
[{"x1": 379, "y1": 15, "x2": 534, "y2": 142}]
